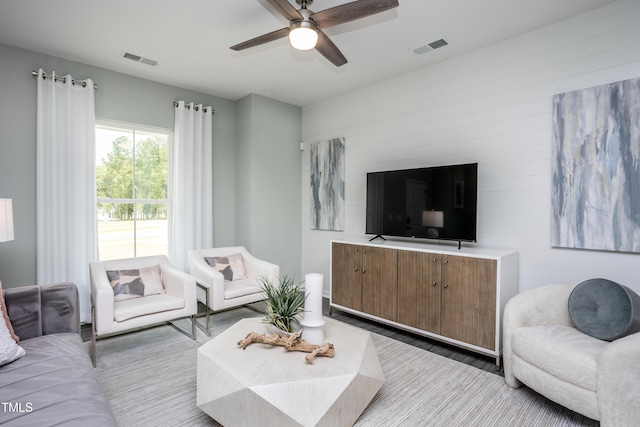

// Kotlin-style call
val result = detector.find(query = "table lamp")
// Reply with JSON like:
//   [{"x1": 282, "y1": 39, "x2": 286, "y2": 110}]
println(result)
[{"x1": 422, "y1": 210, "x2": 443, "y2": 238}]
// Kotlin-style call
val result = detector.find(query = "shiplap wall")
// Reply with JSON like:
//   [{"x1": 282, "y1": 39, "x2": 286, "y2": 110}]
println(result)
[{"x1": 300, "y1": 0, "x2": 640, "y2": 295}]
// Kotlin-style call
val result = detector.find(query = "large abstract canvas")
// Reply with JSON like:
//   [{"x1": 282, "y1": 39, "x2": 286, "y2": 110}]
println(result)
[
  {"x1": 551, "y1": 77, "x2": 640, "y2": 253},
  {"x1": 310, "y1": 137, "x2": 345, "y2": 231}
]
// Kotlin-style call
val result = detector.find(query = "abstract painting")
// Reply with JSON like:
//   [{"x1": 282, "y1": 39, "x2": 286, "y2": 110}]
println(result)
[
  {"x1": 310, "y1": 137, "x2": 345, "y2": 231},
  {"x1": 551, "y1": 77, "x2": 640, "y2": 253}
]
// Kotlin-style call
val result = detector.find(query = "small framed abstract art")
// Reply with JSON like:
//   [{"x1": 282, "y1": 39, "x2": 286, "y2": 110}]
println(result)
[
  {"x1": 551, "y1": 77, "x2": 640, "y2": 253},
  {"x1": 310, "y1": 137, "x2": 345, "y2": 231}
]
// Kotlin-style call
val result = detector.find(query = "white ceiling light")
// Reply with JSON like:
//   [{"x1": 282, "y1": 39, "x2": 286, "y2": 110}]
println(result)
[{"x1": 289, "y1": 21, "x2": 318, "y2": 50}]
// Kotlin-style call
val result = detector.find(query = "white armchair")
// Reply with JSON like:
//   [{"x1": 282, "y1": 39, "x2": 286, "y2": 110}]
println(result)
[
  {"x1": 90, "y1": 255, "x2": 197, "y2": 366},
  {"x1": 503, "y1": 284, "x2": 640, "y2": 426},
  {"x1": 188, "y1": 246, "x2": 279, "y2": 335}
]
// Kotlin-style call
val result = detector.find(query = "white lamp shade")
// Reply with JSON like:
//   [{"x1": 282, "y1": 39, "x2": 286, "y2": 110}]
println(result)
[
  {"x1": 422, "y1": 210, "x2": 444, "y2": 228},
  {"x1": 289, "y1": 25, "x2": 318, "y2": 50},
  {"x1": 0, "y1": 199, "x2": 14, "y2": 242}
]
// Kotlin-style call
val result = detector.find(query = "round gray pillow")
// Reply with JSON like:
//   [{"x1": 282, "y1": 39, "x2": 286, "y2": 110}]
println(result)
[{"x1": 568, "y1": 278, "x2": 640, "y2": 341}]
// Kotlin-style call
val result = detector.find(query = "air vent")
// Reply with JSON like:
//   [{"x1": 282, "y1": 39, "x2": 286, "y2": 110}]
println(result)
[
  {"x1": 412, "y1": 38, "x2": 449, "y2": 55},
  {"x1": 139, "y1": 57, "x2": 158, "y2": 66},
  {"x1": 121, "y1": 51, "x2": 158, "y2": 67},
  {"x1": 428, "y1": 38, "x2": 449, "y2": 49}
]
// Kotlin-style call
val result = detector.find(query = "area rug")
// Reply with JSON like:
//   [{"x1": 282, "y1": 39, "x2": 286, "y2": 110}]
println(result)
[{"x1": 93, "y1": 308, "x2": 598, "y2": 426}]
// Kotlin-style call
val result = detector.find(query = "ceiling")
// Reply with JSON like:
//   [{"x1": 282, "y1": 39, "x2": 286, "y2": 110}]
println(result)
[{"x1": 0, "y1": 0, "x2": 616, "y2": 107}]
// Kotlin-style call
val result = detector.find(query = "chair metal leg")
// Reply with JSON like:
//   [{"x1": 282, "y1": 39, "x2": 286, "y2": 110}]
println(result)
[
  {"x1": 194, "y1": 310, "x2": 211, "y2": 337},
  {"x1": 168, "y1": 315, "x2": 197, "y2": 340},
  {"x1": 91, "y1": 305, "x2": 97, "y2": 368},
  {"x1": 194, "y1": 282, "x2": 211, "y2": 337},
  {"x1": 192, "y1": 314, "x2": 196, "y2": 339}
]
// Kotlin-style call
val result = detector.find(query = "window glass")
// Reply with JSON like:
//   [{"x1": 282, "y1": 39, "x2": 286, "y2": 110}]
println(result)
[{"x1": 96, "y1": 123, "x2": 170, "y2": 260}]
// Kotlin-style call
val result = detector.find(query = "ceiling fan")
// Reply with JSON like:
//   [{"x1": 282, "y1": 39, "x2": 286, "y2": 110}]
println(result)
[{"x1": 230, "y1": 0, "x2": 399, "y2": 67}]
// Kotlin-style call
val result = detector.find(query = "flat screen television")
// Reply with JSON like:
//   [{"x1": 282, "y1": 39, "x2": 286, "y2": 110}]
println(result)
[{"x1": 366, "y1": 163, "x2": 478, "y2": 246}]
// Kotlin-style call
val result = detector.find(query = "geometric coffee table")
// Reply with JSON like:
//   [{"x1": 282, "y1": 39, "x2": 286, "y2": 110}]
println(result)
[{"x1": 197, "y1": 316, "x2": 385, "y2": 426}]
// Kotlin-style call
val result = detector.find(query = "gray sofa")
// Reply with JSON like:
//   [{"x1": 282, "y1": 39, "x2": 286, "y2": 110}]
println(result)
[{"x1": 0, "y1": 282, "x2": 116, "y2": 426}]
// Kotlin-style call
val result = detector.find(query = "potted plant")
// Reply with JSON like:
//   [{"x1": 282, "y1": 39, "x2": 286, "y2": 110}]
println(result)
[{"x1": 258, "y1": 275, "x2": 307, "y2": 334}]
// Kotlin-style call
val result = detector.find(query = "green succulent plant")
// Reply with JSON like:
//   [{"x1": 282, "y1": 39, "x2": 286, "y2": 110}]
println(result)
[{"x1": 258, "y1": 275, "x2": 307, "y2": 333}]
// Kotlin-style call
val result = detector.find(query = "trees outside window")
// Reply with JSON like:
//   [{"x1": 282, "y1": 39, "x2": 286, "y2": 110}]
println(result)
[{"x1": 96, "y1": 123, "x2": 171, "y2": 260}]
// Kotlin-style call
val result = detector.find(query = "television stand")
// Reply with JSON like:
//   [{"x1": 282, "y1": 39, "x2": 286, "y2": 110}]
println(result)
[
  {"x1": 369, "y1": 234, "x2": 386, "y2": 242},
  {"x1": 330, "y1": 239, "x2": 519, "y2": 367}
]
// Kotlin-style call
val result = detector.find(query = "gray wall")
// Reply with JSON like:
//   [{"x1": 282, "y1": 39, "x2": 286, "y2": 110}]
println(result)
[
  {"x1": 0, "y1": 43, "x2": 302, "y2": 287},
  {"x1": 235, "y1": 94, "x2": 302, "y2": 279}
]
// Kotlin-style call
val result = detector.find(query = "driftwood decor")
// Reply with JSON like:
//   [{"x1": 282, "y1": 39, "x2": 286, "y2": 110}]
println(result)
[{"x1": 237, "y1": 332, "x2": 335, "y2": 364}]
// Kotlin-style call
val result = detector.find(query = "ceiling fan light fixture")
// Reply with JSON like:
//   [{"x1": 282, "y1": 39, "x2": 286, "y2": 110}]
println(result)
[{"x1": 289, "y1": 21, "x2": 318, "y2": 50}]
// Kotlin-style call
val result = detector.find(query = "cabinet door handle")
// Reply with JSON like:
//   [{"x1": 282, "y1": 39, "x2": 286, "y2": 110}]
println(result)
[
  {"x1": 432, "y1": 281, "x2": 437, "y2": 286},
  {"x1": 362, "y1": 250, "x2": 366, "y2": 273},
  {"x1": 444, "y1": 283, "x2": 448, "y2": 288},
  {"x1": 355, "y1": 267, "x2": 359, "y2": 272}
]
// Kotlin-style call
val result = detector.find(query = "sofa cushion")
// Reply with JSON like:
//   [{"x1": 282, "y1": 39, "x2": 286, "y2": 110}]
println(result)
[
  {"x1": 114, "y1": 293, "x2": 185, "y2": 322},
  {"x1": 0, "y1": 333, "x2": 116, "y2": 426},
  {"x1": 224, "y1": 278, "x2": 261, "y2": 300},
  {"x1": 512, "y1": 325, "x2": 607, "y2": 392},
  {"x1": 569, "y1": 278, "x2": 640, "y2": 341}
]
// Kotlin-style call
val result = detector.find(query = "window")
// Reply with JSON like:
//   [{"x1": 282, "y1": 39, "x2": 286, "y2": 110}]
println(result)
[{"x1": 95, "y1": 122, "x2": 171, "y2": 260}]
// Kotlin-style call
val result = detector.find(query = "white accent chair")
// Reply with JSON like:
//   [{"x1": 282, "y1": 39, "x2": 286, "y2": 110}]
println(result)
[
  {"x1": 188, "y1": 246, "x2": 279, "y2": 335},
  {"x1": 503, "y1": 284, "x2": 640, "y2": 426},
  {"x1": 89, "y1": 255, "x2": 197, "y2": 366}
]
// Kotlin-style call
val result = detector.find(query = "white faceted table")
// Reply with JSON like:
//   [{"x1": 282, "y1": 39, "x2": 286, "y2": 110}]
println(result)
[{"x1": 197, "y1": 317, "x2": 385, "y2": 427}]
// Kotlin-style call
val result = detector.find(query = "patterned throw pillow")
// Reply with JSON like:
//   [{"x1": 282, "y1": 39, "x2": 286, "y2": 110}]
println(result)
[
  {"x1": 107, "y1": 265, "x2": 165, "y2": 302},
  {"x1": 204, "y1": 253, "x2": 247, "y2": 282},
  {"x1": 0, "y1": 280, "x2": 19, "y2": 343},
  {"x1": 0, "y1": 305, "x2": 25, "y2": 366}
]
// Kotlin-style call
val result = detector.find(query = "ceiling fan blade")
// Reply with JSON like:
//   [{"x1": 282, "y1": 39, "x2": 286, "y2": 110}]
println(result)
[
  {"x1": 310, "y1": 0, "x2": 399, "y2": 29},
  {"x1": 265, "y1": 0, "x2": 303, "y2": 22},
  {"x1": 230, "y1": 27, "x2": 290, "y2": 51},
  {"x1": 315, "y1": 30, "x2": 347, "y2": 67}
]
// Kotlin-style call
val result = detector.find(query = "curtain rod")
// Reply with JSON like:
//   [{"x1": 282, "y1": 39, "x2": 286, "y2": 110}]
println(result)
[
  {"x1": 173, "y1": 101, "x2": 215, "y2": 114},
  {"x1": 31, "y1": 70, "x2": 97, "y2": 89}
]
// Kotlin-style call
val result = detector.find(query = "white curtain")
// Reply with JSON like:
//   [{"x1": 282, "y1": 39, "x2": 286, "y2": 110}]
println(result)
[
  {"x1": 36, "y1": 69, "x2": 96, "y2": 323},
  {"x1": 170, "y1": 101, "x2": 214, "y2": 271}
]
